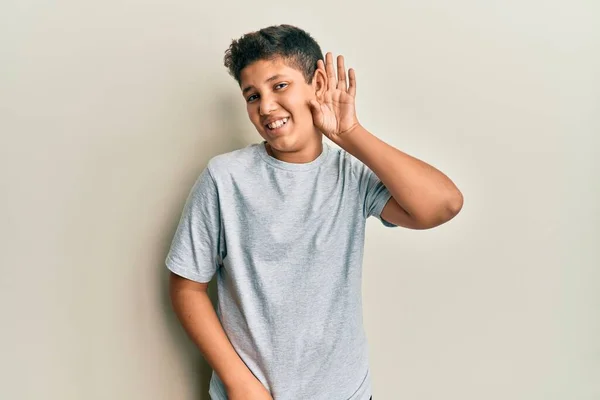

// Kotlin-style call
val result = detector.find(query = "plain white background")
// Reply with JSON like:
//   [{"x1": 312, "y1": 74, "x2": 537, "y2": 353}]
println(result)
[{"x1": 1, "y1": 0, "x2": 598, "y2": 399}]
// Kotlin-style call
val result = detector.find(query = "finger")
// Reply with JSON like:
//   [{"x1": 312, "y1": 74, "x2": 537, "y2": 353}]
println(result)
[
  {"x1": 325, "y1": 52, "x2": 336, "y2": 92},
  {"x1": 348, "y1": 68, "x2": 356, "y2": 97},
  {"x1": 337, "y1": 55, "x2": 347, "y2": 91},
  {"x1": 317, "y1": 59, "x2": 325, "y2": 72}
]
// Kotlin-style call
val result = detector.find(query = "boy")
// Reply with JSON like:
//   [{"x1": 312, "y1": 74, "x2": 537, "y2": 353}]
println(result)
[{"x1": 166, "y1": 24, "x2": 463, "y2": 400}]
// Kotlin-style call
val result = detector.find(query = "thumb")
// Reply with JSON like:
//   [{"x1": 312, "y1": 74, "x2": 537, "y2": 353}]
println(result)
[
  {"x1": 309, "y1": 100, "x2": 324, "y2": 128},
  {"x1": 308, "y1": 99, "x2": 321, "y2": 118}
]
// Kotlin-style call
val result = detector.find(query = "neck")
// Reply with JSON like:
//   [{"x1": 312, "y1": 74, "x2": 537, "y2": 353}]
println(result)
[{"x1": 265, "y1": 138, "x2": 323, "y2": 164}]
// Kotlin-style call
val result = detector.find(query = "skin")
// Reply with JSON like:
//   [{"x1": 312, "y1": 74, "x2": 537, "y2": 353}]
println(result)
[{"x1": 240, "y1": 55, "x2": 328, "y2": 164}]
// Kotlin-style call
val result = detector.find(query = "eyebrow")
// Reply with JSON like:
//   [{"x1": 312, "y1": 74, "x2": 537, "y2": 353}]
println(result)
[{"x1": 242, "y1": 74, "x2": 288, "y2": 95}]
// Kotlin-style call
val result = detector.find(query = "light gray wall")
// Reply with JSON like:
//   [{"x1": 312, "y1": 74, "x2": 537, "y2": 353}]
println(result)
[{"x1": 1, "y1": 1, "x2": 598, "y2": 399}]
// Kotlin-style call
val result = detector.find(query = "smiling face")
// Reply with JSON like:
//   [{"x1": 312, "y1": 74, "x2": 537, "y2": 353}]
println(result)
[{"x1": 240, "y1": 56, "x2": 326, "y2": 162}]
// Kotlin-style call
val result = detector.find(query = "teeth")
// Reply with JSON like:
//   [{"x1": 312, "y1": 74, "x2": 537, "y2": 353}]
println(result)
[{"x1": 267, "y1": 117, "x2": 288, "y2": 129}]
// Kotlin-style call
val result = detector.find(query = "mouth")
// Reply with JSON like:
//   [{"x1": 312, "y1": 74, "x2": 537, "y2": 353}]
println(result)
[{"x1": 265, "y1": 117, "x2": 290, "y2": 134}]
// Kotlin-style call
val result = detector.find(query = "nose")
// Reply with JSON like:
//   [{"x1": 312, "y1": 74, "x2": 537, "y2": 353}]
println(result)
[{"x1": 259, "y1": 94, "x2": 277, "y2": 116}]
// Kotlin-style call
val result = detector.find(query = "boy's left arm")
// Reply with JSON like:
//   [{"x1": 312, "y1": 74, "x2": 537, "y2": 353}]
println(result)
[
  {"x1": 336, "y1": 124, "x2": 463, "y2": 230},
  {"x1": 309, "y1": 52, "x2": 463, "y2": 229}
]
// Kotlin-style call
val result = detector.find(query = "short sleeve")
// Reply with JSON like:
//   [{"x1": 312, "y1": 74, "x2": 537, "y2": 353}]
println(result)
[
  {"x1": 165, "y1": 165, "x2": 225, "y2": 283},
  {"x1": 353, "y1": 155, "x2": 398, "y2": 228}
]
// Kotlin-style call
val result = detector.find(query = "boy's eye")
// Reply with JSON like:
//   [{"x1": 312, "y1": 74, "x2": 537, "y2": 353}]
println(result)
[{"x1": 246, "y1": 83, "x2": 288, "y2": 103}]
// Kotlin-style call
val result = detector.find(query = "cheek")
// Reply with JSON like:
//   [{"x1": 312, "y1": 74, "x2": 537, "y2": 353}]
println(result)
[
  {"x1": 288, "y1": 94, "x2": 312, "y2": 119},
  {"x1": 247, "y1": 106, "x2": 259, "y2": 123}
]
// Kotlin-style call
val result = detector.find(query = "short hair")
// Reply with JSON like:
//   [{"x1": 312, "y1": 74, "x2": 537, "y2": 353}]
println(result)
[{"x1": 223, "y1": 24, "x2": 324, "y2": 87}]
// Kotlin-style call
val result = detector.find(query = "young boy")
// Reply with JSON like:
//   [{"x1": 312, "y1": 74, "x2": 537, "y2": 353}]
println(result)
[{"x1": 166, "y1": 24, "x2": 463, "y2": 400}]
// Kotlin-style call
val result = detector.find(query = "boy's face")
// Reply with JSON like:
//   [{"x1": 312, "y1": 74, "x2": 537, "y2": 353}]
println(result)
[{"x1": 240, "y1": 57, "x2": 326, "y2": 152}]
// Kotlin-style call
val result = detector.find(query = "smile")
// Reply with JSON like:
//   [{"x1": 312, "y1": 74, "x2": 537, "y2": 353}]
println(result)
[{"x1": 266, "y1": 117, "x2": 289, "y2": 130}]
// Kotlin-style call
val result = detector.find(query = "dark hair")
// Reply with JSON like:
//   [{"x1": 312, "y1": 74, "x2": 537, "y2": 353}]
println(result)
[{"x1": 223, "y1": 24, "x2": 324, "y2": 87}]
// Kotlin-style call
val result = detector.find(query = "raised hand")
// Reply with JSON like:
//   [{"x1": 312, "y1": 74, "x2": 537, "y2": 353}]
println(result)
[{"x1": 309, "y1": 52, "x2": 360, "y2": 142}]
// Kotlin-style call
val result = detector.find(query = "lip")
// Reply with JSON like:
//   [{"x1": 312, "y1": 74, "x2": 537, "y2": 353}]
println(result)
[
  {"x1": 264, "y1": 117, "x2": 290, "y2": 135},
  {"x1": 263, "y1": 116, "x2": 290, "y2": 128}
]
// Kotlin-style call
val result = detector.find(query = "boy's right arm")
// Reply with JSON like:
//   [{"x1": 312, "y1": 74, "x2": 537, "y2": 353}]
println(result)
[{"x1": 168, "y1": 272, "x2": 272, "y2": 399}]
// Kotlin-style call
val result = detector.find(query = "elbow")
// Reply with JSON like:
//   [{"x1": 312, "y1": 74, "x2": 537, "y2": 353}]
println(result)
[
  {"x1": 448, "y1": 191, "x2": 464, "y2": 216},
  {"x1": 414, "y1": 192, "x2": 464, "y2": 230},
  {"x1": 439, "y1": 191, "x2": 464, "y2": 226}
]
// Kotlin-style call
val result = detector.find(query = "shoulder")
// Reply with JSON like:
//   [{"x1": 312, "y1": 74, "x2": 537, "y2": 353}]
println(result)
[
  {"x1": 205, "y1": 142, "x2": 261, "y2": 178},
  {"x1": 330, "y1": 144, "x2": 367, "y2": 179}
]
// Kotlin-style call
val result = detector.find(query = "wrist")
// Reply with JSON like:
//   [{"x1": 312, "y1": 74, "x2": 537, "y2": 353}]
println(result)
[
  {"x1": 222, "y1": 368, "x2": 258, "y2": 391},
  {"x1": 334, "y1": 123, "x2": 366, "y2": 149}
]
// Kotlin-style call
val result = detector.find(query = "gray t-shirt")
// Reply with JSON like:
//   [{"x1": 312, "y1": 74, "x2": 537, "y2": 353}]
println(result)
[{"x1": 166, "y1": 140, "x2": 397, "y2": 400}]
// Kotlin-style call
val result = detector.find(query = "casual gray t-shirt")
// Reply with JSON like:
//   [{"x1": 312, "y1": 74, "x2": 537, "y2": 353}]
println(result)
[{"x1": 166, "y1": 140, "x2": 397, "y2": 400}]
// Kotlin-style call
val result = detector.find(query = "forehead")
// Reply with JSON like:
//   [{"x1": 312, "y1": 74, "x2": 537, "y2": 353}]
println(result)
[{"x1": 240, "y1": 57, "x2": 305, "y2": 93}]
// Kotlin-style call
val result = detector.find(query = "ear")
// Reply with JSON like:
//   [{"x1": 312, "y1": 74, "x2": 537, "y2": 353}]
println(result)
[{"x1": 311, "y1": 65, "x2": 327, "y2": 101}]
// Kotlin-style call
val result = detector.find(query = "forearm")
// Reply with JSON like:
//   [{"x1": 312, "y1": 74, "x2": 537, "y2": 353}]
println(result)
[
  {"x1": 169, "y1": 276, "x2": 256, "y2": 390},
  {"x1": 336, "y1": 125, "x2": 463, "y2": 224}
]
